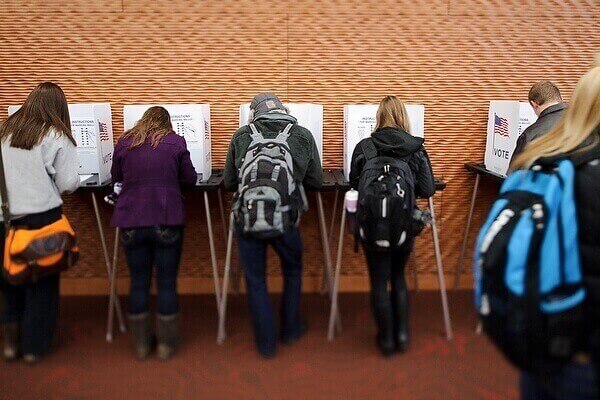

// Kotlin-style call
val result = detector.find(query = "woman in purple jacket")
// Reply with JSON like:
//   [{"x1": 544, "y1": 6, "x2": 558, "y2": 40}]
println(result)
[{"x1": 111, "y1": 106, "x2": 197, "y2": 361}]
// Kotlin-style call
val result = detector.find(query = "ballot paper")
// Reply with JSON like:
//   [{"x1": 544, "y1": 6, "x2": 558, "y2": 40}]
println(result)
[
  {"x1": 485, "y1": 101, "x2": 537, "y2": 177},
  {"x1": 123, "y1": 104, "x2": 212, "y2": 182},
  {"x1": 239, "y1": 103, "x2": 323, "y2": 161},
  {"x1": 8, "y1": 103, "x2": 114, "y2": 186},
  {"x1": 343, "y1": 104, "x2": 425, "y2": 181}
]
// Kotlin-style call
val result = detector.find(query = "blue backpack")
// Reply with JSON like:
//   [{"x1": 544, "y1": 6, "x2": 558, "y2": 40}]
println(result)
[{"x1": 474, "y1": 158, "x2": 587, "y2": 371}]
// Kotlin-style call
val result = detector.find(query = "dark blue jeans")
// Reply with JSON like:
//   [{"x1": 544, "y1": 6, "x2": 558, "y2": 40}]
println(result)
[
  {"x1": 121, "y1": 226, "x2": 184, "y2": 316},
  {"x1": 520, "y1": 362, "x2": 599, "y2": 400},
  {"x1": 0, "y1": 207, "x2": 62, "y2": 356},
  {"x1": 236, "y1": 227, "x2": 303, "y2": 355}
]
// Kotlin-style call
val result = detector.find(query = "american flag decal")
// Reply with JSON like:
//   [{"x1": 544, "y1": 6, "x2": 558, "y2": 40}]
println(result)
[
  {"x1": 98, "y1": 121, "x2": 110, "y2": 142},
  {"x1": 494, "y1": 114, "x2": 509, "y2": 137}
]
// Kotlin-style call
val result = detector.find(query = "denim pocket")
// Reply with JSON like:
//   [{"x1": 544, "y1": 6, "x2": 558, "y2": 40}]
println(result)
[
  {"x1": 120, "y1": 229, "x2": 136, "y2": 246},
  {"x1": 155, "y1": 226, "x2": 181, "y2": 245}
]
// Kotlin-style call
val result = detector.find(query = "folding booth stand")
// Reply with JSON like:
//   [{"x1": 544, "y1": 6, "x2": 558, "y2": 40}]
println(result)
[
  {"x1": 453, "y1": 163, "x2": 505, "y2": 290},
  {"x1": 217, "y1": 169, "x2": 342, "y2": 344},
  {"x1": 327, "y1": 178, "x2": 453, "y2": 341},
  {"x1": 79, "y1": 185, "x2": 126, "y2": 342}
]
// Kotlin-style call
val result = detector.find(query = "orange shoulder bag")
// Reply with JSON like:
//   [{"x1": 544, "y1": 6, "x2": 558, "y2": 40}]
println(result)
[{"x1": 0, "y1": 143, "x2": 79, "y2": 285}]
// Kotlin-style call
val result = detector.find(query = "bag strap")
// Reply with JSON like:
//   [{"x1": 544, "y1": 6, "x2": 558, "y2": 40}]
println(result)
[
  {"x1": 360, "y1": 139, "x2": 378, "y2": 161},
  {"x1": 571, "y1": 146, "x2": 600, "y2": 168},
  {"x1": 276, "y1": 123, "x2": 294, "y2": 141},
  {"x1": 248, "y1": 123, "x2": 264, "y2": 142},
  {"x1": 0, "y1": 139, "x2": 11, "y2": 229}
]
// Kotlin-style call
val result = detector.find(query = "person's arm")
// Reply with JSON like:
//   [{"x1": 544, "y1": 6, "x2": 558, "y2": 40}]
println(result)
[
  {"x1": 178, "y1": 139, "x2": 197, "y2": 187},
  {"x1": 349, "y1": 144, "x2": 366, "y2": 189},
  {"x1": 223, "y1": 134, "x2": 239, "y2": 192},
  {"x1": 410, "y1": 148, "x2": 435, "y2": 199},
  {"x1": 110, "y1": 140, "x2": 124, "y2": 183},
  {"x1": 51, "y1": 135, "x2": 80, "y2": 194},
  {"x1": 510, "y1": 134, "x2": 527, "y2": 167},
  {"x1": 302, "y1": 135, "x2": 323, "y2": 190}
]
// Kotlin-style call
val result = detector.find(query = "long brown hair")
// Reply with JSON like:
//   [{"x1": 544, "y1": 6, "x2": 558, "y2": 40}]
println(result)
[
  {"x1": 510, "y1": 56, "x2": 600, "y2": 171},
  {"x1": 0, "y1": 82, "x2": 75, "y2": 150},
  {"x1": 375, "y1": 95, "x2": 411, "y2": 133},
  {"x1": 123, "y1": 106, "x2": 173, "y2": 149}
]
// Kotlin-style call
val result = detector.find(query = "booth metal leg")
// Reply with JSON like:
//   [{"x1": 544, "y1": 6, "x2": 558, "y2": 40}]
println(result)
[
  {"x1": 204, "y1": 191, "x2": 222, "y2": 311},
  {"x1": 455, "y1": 174, "x2": 480, "y2": 290},
  {"x1": 428, "y1": 197, "x2": 453, "y2": 341},
  {"x1": 321, "y1": 190, "x2": 339, "y2": 294},
  {"x1": 316, "y1": 193, "x2": 342, "y2": 332},
  {"x1": 91, "y1": 193, "x2": 126, "y2": 342},
  {"x1": 328, "y1": 190, "x2": 339, "y2": 247},
  {"x1": 217, "y1": 213, "x2": 235, "y2": 344},
  {"x1": 328, "y1": 207, "x2": 346, "y2": 341},
  {"x1": 217, "y1": 188, "x2": 228, "y2": 241}
]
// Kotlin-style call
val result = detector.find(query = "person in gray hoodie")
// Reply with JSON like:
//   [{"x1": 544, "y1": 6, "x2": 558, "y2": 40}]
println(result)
[{"x1": 0, "y1": 82, "x2": 79, "y2": 364}]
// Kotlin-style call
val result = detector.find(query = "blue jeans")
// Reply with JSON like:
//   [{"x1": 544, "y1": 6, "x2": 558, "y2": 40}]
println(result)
[
  {"x1": 121, "y1": 226, "x2": 184, "y2": 316},
  {"x1": 236, "y1": 227, "x2": 303, "y2": 355},
  {"x1": 520, "y1": 362, "x2": 598, "y2": 400}
]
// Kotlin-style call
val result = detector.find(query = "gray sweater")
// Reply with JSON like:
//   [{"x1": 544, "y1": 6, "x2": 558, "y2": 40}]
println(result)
[{"x1": 0, "y1": 129, "x2": 79, "y2": 220}]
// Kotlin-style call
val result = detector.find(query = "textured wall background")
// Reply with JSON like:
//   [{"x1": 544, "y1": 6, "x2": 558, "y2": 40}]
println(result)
[{"x1": 0, "y1": 0, "x2": 598, "y2": 293}]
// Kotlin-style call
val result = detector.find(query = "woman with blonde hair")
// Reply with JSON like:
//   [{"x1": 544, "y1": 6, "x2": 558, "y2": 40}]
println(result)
[
  {"x1": 111, "y1": 106, "x2": 196, "y2": 360},
  {"x1": 349, "y1": 96, "x2": 435, "y2": 356},
  {"x1": 0, "y1": 82, "x2": 79, "y2": 363},
  {"x1": 511, "y1": 59, "x2": 600, "y2": 400}
]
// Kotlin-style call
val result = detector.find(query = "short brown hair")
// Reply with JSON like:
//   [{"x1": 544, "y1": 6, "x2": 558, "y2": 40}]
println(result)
[{"x1": 528, "y1": 81, "x2": 562, "y2": 106}]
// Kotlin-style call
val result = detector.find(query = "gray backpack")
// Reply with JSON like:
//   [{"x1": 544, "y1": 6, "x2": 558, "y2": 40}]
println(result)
[{"x1": 233, "y1": 122, "x2": 307, "y2": 238}]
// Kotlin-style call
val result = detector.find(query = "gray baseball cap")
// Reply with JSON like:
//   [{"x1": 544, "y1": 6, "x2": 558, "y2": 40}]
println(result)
[{"x1": 250, "y1": 93, "x2": 285, "y2": 118}]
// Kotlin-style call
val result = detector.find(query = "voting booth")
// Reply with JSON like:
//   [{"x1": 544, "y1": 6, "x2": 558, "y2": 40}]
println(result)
[
  {"x1": 8, "y1": 103, "x2": 115, "y2": 186},
  {"x1": 343, "y1": 104, "x2": 425, "y2": 181},
  {"x1": 484, "y1": 101, "x2": 537, "y2": 176},
  {"x1": 238, "y1": 103, "x2": 323, "y2": 160},
  {"x1": 123, "y1": 104, "x2": 212, "y2": 182}
]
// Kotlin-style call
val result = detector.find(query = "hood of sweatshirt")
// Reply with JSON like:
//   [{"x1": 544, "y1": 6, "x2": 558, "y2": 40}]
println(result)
[{"x1": 370, "y1": 127, "x2": 424, "y2": 157}]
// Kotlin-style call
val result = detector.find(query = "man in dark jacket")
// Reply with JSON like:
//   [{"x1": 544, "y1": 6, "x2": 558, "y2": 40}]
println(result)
[
  {"x1": 224, "y1": 93, "x2": 322, "y2": 358},
  {"x1": 511, "y1": 81, "x2": 567, "y2": 163}
]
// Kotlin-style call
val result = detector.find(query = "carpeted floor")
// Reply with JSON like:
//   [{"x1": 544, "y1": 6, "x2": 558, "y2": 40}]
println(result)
[{"x1": 0, "y1": 291, "x2": 518, "y2": 400}]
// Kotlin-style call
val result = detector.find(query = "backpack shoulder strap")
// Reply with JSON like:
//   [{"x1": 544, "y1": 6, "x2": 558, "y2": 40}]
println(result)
[
  {"x1": 360, "y1": 139, "x2": 378, "y2": 161},
  {"x1": 0, "y1": 140, "x2": 11, "y2": 228},
  {"x1": 276, "y1": 123, "x2": 294, "y2": 141},
  {"x1": 571, "y1": 146, "x2": 600, "y2": 168},
  {"x1": 248, "y1": 123, "x2": 263, "y2": 141}
]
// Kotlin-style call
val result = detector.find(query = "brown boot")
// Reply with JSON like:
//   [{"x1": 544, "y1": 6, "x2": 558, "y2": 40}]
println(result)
[
  {"x1": 2, "y1": 322, "x2": 20, "y2": 361},
  {"x1": 127, "y1": 313, "x2": 152, "y2": 360},
  {"x1": 156, "y1": 313, "x2": 180, "y2": 360}
]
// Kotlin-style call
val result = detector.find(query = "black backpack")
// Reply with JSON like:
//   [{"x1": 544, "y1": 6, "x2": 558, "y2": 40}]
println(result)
[{"x1": 356, "y1": 139, "x2": 416, "y2": 251}]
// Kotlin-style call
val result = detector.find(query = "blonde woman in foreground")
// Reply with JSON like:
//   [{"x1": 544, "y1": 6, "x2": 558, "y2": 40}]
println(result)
[{"x1": 511, "y1": 57, "x2": 600, "y2": 400}]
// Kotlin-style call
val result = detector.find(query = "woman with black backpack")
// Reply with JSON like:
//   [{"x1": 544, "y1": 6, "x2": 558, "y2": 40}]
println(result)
[
  {"x1": 349, "y1": 96, "x2": 435, "y2": 356},
  {"x1": 509, "y1": 57, "x2": 600, "y2": 400}
]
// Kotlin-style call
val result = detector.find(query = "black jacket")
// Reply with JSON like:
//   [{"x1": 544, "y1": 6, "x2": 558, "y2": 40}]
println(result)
[
  {"x1": 572, "y1": 143, "x2": 600, "y2": 353},
  {"x1": 224, "y1": 117, "x2": 323, "y2": 192},
  {"x1": 511, "y1": 103, "x2": 567, "y2": 164},
  {"x1": 349, "y1": 127, "x2": 435, "y2": 198}
]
